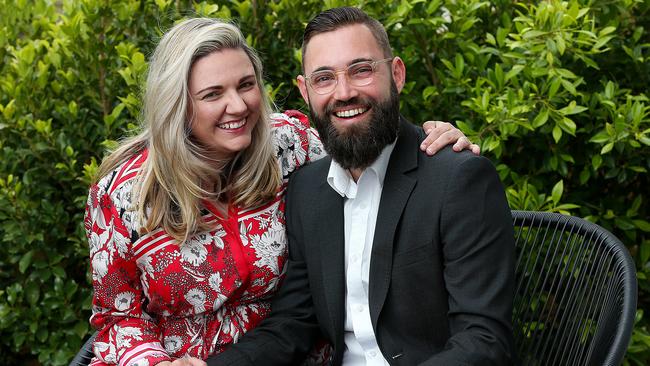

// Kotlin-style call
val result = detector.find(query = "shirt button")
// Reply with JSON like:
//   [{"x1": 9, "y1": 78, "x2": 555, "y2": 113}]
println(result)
[
  {"x1": 356, "y1": 304, "x2": 364, "y2": 312},
  {"x1": 369, "y1": 351, "x2": 377, "y2": 358},
  {"x1": 351, "y1": 255, "x2": 359, "y2": 263}
]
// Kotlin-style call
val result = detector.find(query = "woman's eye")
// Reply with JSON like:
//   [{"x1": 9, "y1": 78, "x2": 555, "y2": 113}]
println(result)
[
  {"x1": 201, "y1": 91, "x2": 221, "y2": 100},
  {"x1": 240, "y1": 81, "x2": 255, "y2": 89}
]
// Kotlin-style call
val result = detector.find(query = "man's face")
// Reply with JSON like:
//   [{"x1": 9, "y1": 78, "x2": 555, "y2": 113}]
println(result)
[{"x1": 297, "y1": 24, "x2": 406, "y2": 170}]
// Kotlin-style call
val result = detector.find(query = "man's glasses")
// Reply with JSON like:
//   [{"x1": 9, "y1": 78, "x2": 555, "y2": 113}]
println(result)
[{"x1": 305, "y1": 58, "x2": 393, "y2": 95}]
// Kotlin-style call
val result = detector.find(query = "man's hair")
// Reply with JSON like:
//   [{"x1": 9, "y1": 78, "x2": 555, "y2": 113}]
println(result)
[{"x1": 301, "y1": 7, "x2": 393, "y2": 68}]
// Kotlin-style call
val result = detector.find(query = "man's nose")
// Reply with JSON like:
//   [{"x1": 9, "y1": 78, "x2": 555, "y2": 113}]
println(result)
[{"x1": 332, "y1": 73, "x2": 358, "y2": 101}]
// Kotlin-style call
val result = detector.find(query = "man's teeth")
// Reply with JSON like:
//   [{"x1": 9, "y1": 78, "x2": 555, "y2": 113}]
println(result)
[
  {"x1": 335, "y1": 108, "x2": 367, "y2": 118},
  {"x1": 218, "y1": 120, "x2": 246, "y2": 129}
]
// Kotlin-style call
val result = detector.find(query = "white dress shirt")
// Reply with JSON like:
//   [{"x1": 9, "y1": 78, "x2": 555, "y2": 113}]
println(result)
[{"x1": 326, "y1": 142, "x2": 396, "y2": 366}]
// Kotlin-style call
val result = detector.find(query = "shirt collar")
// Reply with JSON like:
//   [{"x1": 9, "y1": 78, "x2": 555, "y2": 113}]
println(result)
[{"x1": 327, "y1": 139, "x2": 397, "y2": 198}]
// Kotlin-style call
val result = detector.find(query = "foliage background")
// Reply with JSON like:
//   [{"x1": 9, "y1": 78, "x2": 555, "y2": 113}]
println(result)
[{"x1": 0, "y1": 0, "x2": 648, "y2": 364}]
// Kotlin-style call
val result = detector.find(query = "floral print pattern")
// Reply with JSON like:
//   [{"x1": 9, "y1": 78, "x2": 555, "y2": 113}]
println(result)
[{"x1": 86, "y1": 112, "x2": 325, "y2": 366}]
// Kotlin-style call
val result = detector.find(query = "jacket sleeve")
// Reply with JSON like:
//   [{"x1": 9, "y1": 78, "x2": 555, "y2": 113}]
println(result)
[
  {"x1": 206, "y1": 172, "x2": 320, "y2": 365},
  {"x1": 86, "y1": 178, "x2": 171, "y2": 366},
  {"x1": 421, "y1": 155, "x2": 516, "y2": 366}
]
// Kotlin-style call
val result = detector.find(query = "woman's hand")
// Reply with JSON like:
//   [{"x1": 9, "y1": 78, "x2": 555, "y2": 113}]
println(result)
[
  {"x1": 421, "y1": 120, "x2": 480, "y2": 156},
  {"x1": 156, "y1": 357, "x2": 207, "y2": 366},
  {"x1": 172, "y1": 357, "x2": 207, "y2": 366}
]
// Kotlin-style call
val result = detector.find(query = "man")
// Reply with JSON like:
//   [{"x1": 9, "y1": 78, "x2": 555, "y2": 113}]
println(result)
[{"x1": 208, "y1": 7, "x2": 515, "y2": 365}]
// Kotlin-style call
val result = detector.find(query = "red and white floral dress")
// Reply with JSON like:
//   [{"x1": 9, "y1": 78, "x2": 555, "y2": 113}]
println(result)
[{"x1": 85, "y1": 111, "x2": 325, "y2": 366}]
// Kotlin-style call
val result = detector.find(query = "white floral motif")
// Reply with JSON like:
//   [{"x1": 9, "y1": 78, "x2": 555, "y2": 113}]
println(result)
[
  {"x1": 181, "y1": 237, "x2": 208, "y2": 266},
  {"x1": 113, "y1": 180, "x2": 133, "y2": 211},
  {"x1": 93, "y1": 341, "x2": 116, "y2": 363},
  {"x1": 89, "y1": 228, "x2": 109, "y2": 256},
  {"x1": 217, "y1": 310, "x2": 239, "y2": 340},
  {"x1": 114, "y1": 325, "x2": 143, "y2": 351},
  {"x1": 184, "y1": 288, "x2": 206, "y2": 313},
  {"x1": 212, "y1": 229, "x2": 226, "y2": 250},
  {"x1": 212, "y1": 293, "x2": 228, "y2": 312},
  {"x1": 92, "y1": 249, "x2": 110, "y2": 283},
  {"x1": 250, "y1": 218, "x2": 286, "y2": 275},
  {"x1": 110, "y1": 224, "x2": 130, "y2": 259},
  {"x1": 164, "y1": 335, "x2": 183, "y2": 354},
  {"x1": 114, "y1": 291, "x2": 136, "y2": 312},
  {"x1": 208, "y1": 273, "x2": 222, "y2": 292},
  {"x1": 137, "y1": 254, "x2": 155, "y2": 280},
  {"x1": 239, "y1": 221, "x2": 252, "y2": 247},
  {"x1": 272, "y1": 124, "x2": 300, "y2": 177}
]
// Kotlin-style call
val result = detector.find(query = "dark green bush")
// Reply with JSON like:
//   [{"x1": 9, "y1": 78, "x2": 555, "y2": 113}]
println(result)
[{"x1": 0, "y1": 0, "x2": 647, "y2": 364}]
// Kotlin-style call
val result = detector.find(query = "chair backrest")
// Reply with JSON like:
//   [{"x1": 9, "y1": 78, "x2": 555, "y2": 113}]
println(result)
[
  {"x1": 68, "y1": 331, "x2": 96, "y2": 366},
  {"x1": 512, "y1": 210, "x2": 637, "y2": 366}
]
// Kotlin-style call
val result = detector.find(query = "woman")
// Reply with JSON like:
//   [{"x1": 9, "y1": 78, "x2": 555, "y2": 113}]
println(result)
[{"x1": 85, "y1": 18, "x2": 475, "y2": 366}]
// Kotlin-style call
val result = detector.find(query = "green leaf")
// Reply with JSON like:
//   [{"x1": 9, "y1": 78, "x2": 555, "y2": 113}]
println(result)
[
  {"x1": 533, "y1": 108, "x2": 549, "y2": 128},
  {"x1": 36, "y1": 327, "x2": 48, "y2": 342},
  {"x1": 505, "y1": 64, "x2": 524, "y2": 81},
  {"x1": 601, "y1": 142, "x2": 614, "y2": 154},
  {"x1": 552, "y1": 125, "x2": 562, "y2": 142},
  {"x1": 52, "y1": 265, "x2": 66, "y2": 279},
  {"x1": 634, "y1": 220, "x2": 650, "y2": 233},
  {"x1": 591, "y1": 155, "x2": 602, "y2": 170},
  {"x1": 558, "y1": 101, "x2": 588, "y2": 116},
  {"x1": 599, "y1": 26, "x2": 617, "y2": 36},
  {"x1": 19, "y1": 250, "x2": 35, "y2": 273},
  {"x1": 589, "y1": 131, "x2": 610, "y2": 144},
  {"x1": 558, "y1": 117, "x2": 577, "y2": 135},
  {"x1": 25, "y1": 281, "x2": 40, "y2": 305},
  {"x1": 560, "y1": 79, "x2": 577, "y2": 95},
  {"x1": 641, "y1": 241, "x2": 650, "y2": 264},
  {"x1": 579, "y1": 169, "x2": 590, "y2": 184},
  {"x1": 551, "y1": 180, "x2": 563, "y2": 205},
  {"x1": 555, "y1": 35, "x2": 566, "y2": 55},
  {"x1": 74, "y1": 321, "x2": 89, "y2": 338}
]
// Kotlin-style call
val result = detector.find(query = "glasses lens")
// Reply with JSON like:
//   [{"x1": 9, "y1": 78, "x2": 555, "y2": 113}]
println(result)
[
  {"x1": 310, "y1": 71, "x2": 337, "y2": 94},
  {"x1": 348, "y1": 62, "x2": 375, "y2": 86}
]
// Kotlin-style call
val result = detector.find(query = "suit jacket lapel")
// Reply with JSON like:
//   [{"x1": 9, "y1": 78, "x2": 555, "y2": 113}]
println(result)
[
  {"x1": 369, "y1": 118, "x2": 418, "y2": 329},
  {"x1": 314, "y1": 178, "x2": 346, "y2": 344}
]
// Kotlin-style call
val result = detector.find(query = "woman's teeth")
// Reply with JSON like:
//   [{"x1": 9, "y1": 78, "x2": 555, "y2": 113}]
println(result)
[{"x1": 218, "y1": 120, "x2": 246, "y2": 129}]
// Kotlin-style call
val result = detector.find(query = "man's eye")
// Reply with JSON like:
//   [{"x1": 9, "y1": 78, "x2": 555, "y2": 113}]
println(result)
[
  {"x1": 313, "y1": 73, "x2": 335, "y2": 85},
  {"x1": 350, "y1": 64, "x2": 373, "y2": 76}
]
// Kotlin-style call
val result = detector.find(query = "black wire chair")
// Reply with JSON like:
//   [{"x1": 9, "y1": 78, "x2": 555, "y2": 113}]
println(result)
[
  {"x1": 69, "y1": 211, "x2": 637, "y2": 366},
  {"x1": 512, "y1": 210, "x2": 637, "y2": 366},
  {"x1": 69, "y1": 331, "x2": 96, "y2": 366}
]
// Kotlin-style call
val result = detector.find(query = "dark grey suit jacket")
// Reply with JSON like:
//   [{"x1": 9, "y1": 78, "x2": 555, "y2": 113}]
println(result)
[{"x1": 208, "y1": 118, "x2": 516, "y2": 365}]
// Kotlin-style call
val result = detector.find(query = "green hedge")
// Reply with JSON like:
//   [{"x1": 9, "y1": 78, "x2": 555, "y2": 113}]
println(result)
[{"x1": 0, "y1": 0, "x2": 648, "y2": 364}]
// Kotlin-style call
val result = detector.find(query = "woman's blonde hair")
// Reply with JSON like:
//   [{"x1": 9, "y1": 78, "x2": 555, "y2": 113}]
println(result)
[{"x1": 97, "y1": 18, "x2": 280, "y2": 243}]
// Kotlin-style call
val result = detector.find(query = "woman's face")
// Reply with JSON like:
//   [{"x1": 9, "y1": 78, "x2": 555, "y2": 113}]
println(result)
[{"x1": 188, "y1": 48, "x2": 262, "y2": 161}]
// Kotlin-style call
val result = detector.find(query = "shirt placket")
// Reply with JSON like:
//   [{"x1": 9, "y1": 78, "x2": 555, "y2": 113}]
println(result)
[{"x1": 346, "y1": 173, "x2": 385, "y2": 365}]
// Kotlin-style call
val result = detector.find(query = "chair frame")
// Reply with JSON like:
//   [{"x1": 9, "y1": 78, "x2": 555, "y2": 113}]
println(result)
[{"x1": 511, "y1": 210, "x2": 636, "y2": 366}]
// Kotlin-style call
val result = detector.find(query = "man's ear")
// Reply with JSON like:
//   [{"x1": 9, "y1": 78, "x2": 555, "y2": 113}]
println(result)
[
  {"x1": 391, "y1": 57, "x2": 406, "y2": 93},
  {"x1": 297, "y1": 75, "x2": 310, "y2": 104}
]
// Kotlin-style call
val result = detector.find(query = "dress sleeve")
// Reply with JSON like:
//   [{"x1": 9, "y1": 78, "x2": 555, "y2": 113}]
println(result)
[
  {"x1": 85, "y1": 171, "x2": 171, "y2": 366},
  {"x1": 270, "y1": 110, "x2": 326, "y2": 180}
]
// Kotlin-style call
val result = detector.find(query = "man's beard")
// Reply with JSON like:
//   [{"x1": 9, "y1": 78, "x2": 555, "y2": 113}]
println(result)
[{"x1": 309, "y1": 82, "x2": 400, "y2": 170}]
